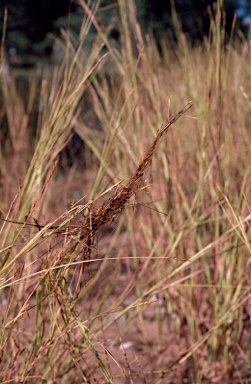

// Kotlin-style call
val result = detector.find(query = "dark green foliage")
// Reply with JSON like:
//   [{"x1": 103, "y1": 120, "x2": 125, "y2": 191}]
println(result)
[
  {"x1": 239, "y1": 0, "x2": 251, "y2": 16},
  {"x1": 0, "y1": 0, "x2": 246, "y2": 61},
  {"x1": 0, "y1": 0, "x2": 78, "y2": 59},
  {"x1": 136, "y1": 0, "x2": 241, "y2": 43}
]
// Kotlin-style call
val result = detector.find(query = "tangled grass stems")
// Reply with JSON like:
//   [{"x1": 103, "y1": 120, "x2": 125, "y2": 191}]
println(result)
[
  {"x1": 0, "y1": 102, "x2": 192, "y2": 282},
  {"x1": 75, "y1": 102, "x2": 193, "y2": 259}
]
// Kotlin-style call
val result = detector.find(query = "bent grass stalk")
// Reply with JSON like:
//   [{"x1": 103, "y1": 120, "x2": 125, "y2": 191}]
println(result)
[{"x1": 1, "y1": 0, "x2": 251, "y2": 382}]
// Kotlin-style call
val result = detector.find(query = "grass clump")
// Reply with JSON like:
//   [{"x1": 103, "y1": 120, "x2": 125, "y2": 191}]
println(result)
[{"x1": 1, "y1": 1, "x2": 251, "y2": 383}]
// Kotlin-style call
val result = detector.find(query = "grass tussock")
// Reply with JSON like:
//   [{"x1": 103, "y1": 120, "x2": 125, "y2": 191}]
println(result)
[{"x1": 1, "y1": 1, "x2": 251, "y2": 383}]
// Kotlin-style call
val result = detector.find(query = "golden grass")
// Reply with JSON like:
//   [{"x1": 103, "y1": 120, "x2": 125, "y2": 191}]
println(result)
[{"x1": 1, "y1": 1, "x2": 251, "y2": 383}]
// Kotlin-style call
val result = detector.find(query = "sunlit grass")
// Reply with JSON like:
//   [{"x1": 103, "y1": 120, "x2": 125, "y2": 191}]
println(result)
[{"x1": 1, "y1": 1, "x2": 251, "y2": 383}]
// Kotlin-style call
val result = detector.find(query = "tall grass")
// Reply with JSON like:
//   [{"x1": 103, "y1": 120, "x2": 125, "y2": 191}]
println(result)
[{"x1": 1, "y1": 1, "x2": 251, "y2": 382}]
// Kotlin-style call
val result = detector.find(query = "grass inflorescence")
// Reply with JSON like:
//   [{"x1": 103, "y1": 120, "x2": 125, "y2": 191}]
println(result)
[{"x1": 1, "y1": 1, "x2": 251, "y2": 383}]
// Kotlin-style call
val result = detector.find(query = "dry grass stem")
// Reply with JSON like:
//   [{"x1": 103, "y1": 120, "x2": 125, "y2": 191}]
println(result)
[{"x1": 79, "y1": 102, "x2": 193, "y2": 257}]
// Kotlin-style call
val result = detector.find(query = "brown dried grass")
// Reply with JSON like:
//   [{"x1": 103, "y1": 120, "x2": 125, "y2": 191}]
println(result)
[{"x1": 77, "y1": 102, "x2": 193, "y2": 258}]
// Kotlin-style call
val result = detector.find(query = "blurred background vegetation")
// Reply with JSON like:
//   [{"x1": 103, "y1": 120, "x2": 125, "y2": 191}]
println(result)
[
  {"x1": 0, "y1": 0, "x2": 250, "y2": 66},
  {"x1": 2, "y1": 1, "x2": 251, "y2": 381}
]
